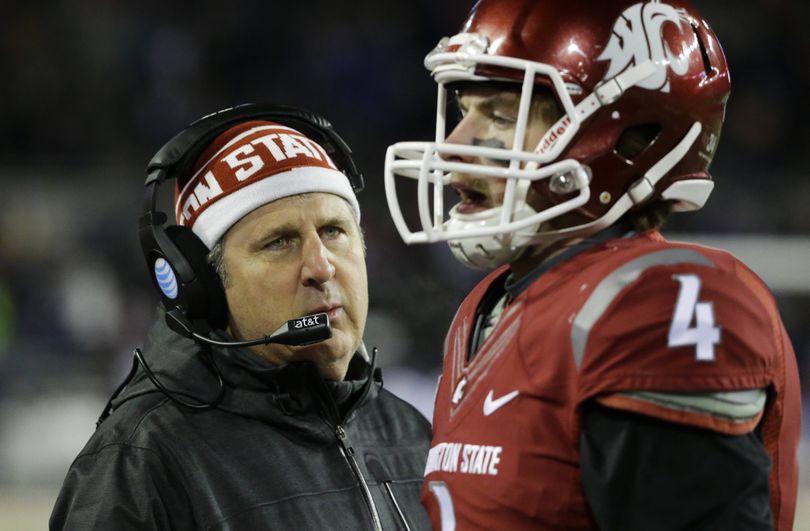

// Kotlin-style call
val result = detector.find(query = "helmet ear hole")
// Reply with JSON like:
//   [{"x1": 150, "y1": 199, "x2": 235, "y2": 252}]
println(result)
[{"x1": 614, "y1": 124, "x2": 662, "y2": 161}]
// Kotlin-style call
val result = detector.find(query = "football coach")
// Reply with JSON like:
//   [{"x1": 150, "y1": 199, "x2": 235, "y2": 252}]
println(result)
[{"x1": 50, "y1": 104, "x2": 432, "y2": 531}]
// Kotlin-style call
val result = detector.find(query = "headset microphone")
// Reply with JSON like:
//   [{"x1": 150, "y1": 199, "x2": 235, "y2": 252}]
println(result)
[
  {"x1": 164, "y1": 309, "x2": 332, "y2": 348},
  {"x1": 96, "y1": 312, "x2": 334, "y2": 426},
  {"x1": 110, "y1": 311, "x2": 333, "y2": 418}
]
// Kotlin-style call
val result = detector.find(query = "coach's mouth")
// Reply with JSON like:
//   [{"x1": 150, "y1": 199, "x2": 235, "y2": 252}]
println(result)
[{"x1": 305, "y1": 304, "x2": 343, "y2": 322}]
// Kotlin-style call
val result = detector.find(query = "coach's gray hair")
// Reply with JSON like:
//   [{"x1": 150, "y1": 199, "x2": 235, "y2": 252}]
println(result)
[{"x1": 207, "y1": 240, "x2": 230, "y2": 287}]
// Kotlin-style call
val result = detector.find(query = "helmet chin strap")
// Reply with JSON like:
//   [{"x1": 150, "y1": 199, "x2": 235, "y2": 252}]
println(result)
[{"x1": 573, "y1": 61, "x2": 657, "y2": 122}]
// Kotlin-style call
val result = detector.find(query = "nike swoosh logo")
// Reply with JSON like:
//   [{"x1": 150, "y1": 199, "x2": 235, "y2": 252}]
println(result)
[{"x1": 483, "y1": 390, "x2": 519, "y2": 416}]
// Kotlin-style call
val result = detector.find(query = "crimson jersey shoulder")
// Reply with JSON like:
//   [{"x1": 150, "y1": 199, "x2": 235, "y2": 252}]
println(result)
[{"x1": 574, "y1": 244, "x2": 779, "y2": 400}]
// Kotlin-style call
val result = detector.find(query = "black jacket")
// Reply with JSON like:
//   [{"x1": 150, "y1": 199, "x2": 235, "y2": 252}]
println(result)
[{"x1": 50, "y1": 312, "x2": 433, "y2": 530}]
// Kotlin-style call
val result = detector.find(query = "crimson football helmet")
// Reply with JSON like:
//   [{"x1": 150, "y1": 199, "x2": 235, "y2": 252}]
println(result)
[{"x1": 385, "y1": 0, "x2": 730, "y2": 269}]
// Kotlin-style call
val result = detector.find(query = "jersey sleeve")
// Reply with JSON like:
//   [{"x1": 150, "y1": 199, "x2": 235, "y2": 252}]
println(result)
[{"x1": 574, "y1": 257, "x2": 779, "y2": 434}]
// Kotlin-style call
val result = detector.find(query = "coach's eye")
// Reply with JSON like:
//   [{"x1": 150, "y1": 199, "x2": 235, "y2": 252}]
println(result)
[
  {"x1": 265, "y1": 236, "x2": 291, "y2": 250},
  {"x1": 321, "y1": 225, "x2": 345, "y2": 239}
]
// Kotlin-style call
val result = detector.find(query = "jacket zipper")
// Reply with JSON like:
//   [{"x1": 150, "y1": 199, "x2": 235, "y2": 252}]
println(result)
[
  {"x1": 335, "y1": 424, "x2": 383, "y2": 531},
  {"x1": 310, "y1": 352, "x2": 384, "y2": 531},
  {"x1": 382, "y1": 481, "x2": 411, "y2": 531}
]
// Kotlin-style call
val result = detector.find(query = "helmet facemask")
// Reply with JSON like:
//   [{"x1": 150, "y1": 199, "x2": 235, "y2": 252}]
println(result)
[
  {"x1": 385, "y1": 26, "x2": 716, "y2": 270},
  {"x1": 385, "y1": 33, "x2": 596, "y2": 269}
]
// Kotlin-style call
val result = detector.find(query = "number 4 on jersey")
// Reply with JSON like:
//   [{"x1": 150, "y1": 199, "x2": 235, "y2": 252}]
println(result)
[{"x1": 668, "y1": 274, "x2": 721, "y2": 361}]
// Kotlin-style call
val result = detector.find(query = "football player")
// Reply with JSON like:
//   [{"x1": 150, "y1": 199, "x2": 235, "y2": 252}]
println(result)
[{"x1": 384, "y1": 0, "x2": 802, "y2": 529}]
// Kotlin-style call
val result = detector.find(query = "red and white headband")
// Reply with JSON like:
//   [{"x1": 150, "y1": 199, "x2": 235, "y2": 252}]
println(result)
[{"x1": 174, "y1": 120, "x2": 360, "y2": 248}]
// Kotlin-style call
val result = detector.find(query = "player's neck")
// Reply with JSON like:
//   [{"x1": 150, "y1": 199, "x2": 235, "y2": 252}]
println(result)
[{"x1": 510, "y1": 238, "x2": 581, "y2": 280}]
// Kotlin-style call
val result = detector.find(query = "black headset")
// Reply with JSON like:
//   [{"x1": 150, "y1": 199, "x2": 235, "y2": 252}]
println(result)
[{"x1": 138, "y1": 103, "x2": 364, "y2": 333}]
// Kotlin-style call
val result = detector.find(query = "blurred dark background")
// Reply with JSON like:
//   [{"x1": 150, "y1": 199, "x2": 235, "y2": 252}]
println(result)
[{"x1": 0, "y1": 1, "x2": 808, "y2": 528}]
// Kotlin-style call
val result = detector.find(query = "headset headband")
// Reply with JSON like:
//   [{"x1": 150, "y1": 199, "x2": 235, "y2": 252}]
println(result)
[{"x1": 144, "y1": 103, "x2": 364, "y2": 190}]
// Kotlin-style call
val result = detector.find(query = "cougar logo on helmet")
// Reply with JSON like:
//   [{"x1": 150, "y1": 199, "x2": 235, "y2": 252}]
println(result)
[{"x1": 597, "y1": 1, "x2": 691, "y2": 93}]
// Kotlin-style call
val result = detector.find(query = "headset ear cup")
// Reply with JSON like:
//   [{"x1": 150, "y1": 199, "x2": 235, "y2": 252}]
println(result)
[{"x1": 164, "y1": 226, "x2": 229, "y2": 329}]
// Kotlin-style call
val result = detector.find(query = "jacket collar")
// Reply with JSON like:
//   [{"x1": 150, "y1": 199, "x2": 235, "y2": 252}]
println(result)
[{"x1": 113, "y1": 308, "x2": 379, "y2": 435}]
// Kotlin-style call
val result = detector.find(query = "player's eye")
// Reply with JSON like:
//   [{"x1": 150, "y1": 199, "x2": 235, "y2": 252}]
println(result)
[{"x1": 492, "y1": 112, "x2": 517, "y2": 128}]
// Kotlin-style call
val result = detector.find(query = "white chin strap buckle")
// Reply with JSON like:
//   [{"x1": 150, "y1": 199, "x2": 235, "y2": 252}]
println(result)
[{"x1": 628, "y1": 177, "x2": 656, "y2": 205}]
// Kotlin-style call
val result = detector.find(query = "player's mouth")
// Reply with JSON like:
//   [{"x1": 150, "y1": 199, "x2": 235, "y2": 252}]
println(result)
[{"x1": 452, "y1": 183, "x2": 492, "y2": 214}]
